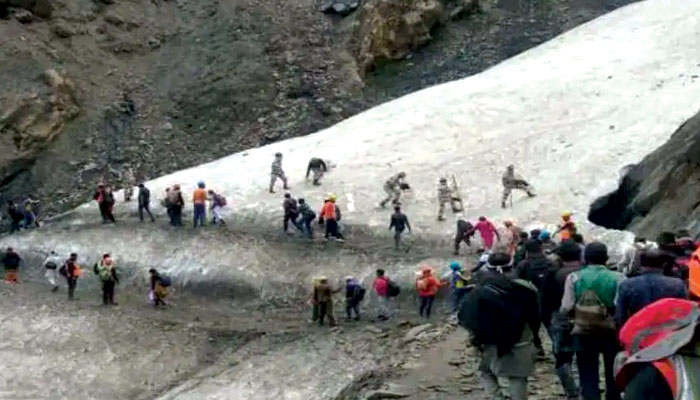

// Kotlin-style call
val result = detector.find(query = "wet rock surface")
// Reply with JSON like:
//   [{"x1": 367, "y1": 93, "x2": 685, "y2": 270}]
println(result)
[{"x1": 589, "y1": 108, "x2": 700, "y2": 238}]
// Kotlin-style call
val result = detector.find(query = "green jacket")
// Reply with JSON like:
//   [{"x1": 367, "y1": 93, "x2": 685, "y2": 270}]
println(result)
[{"x1": 574, "y1": 265, "x2": 621, "y2": 308}]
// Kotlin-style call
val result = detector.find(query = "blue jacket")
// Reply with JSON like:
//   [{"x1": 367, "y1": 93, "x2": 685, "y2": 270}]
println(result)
[{"x1": 615, "y1": 271, "x2": 688, "y2": 327}]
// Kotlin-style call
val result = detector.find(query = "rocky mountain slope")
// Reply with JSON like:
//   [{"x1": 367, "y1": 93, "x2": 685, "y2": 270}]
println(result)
[
  {"x1": 0, "y1": 0, "x2": 637, "y2": 217},
  {"x1": 589, "y1": 109, "x2": 700, "y2": 239}
]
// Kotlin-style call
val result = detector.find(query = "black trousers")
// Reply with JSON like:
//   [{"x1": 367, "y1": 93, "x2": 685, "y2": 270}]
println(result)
[
  {"x1": 419, "y1": 295, "x2": 435, "y2": 318},
  {"x1": 67, "y1": 277, "x2": 77, "y2": 300},
  {"x1": 575, "y1": 334, "x2": 620, "y2": 400},
  {"x1": 102, "y1": 280, "x2": 115, "y2": 305},
  {"x1": 138, "y1": 203, "x2": 154, "y2": 221},
  {"x1": 99, "y1": 203, "x2": 115, "y2": 222},
  {"x1": 284, "y1": 212, "x2": 302, "y2": 232},
  {"x1": 325, "y1": 219, "x2": 343, "y2": 239}
]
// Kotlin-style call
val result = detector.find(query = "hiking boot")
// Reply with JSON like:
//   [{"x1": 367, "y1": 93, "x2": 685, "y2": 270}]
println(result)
[
  {"x1": 501, "y1": 202, "x2": 507, "y2": 209},
  {"x1": 437, "y1": 216, "x2": 445, "y2": 221}
]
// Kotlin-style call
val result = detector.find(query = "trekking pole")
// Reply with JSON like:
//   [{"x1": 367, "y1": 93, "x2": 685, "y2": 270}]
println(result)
[{"x1": 509, "y1": 192, "x2": 514, "y2": 208}]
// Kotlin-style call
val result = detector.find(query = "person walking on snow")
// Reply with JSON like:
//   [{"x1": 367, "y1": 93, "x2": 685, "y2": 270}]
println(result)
[
  {"x1": 94, "y1": 184, "x2": 116, "y2": 223},
  {"x1": 345, "y1": 276, "x2": 365, "y2": 321},
  {"x1": 60, "y1": 253, "x2": 81, "y2": 301},
  {"x1": 389, "y1": 205, "x2": 411, "y2": 250},
  {"x1": 416, "y1": 266, "x2": 442, "y2": 319},
  {"x1": 207, "y1": 189, "x2": 227, "y2": 225},
  {"x1": 137, "y1": 183, "x2": 155, "y2": 222},
  {"x1": 166, "y1": 185, "x2": 185, "y2": 226},
  {"x1": 282, "y1": 192, "x2": 304, "y2": 233},
  {"x1": 149, "y1": 269, "x2": 169, "y2": 307},
  {"x1": 373, "y1": 269, "x2": 393, "y2": 321},
  {"x1": 270, "y1": 152, "x2": 289, "y2": 193},
  {"x1": 22, "y1": 195, "x2": 40, "y2": 228},
  {"x1": 306, "y1": 157, "x2": 328, "y2": 186},
  {"x1": 43, "y1": 250, "x2": 61, "y2": 292},
  {"x1": 449, "y1": 261, "x2": 470, "y2": 314},
  {"x1": 1, "y1": 247, "x2": 21, "y2": 283},
  {"x1": 319, "y1": 195, "x2": 344, "y2": 241},
  {"x1": 315, "y1": 277, "x2": 339, "y2": 326},
  {"x1": 469, "y1": 216, "x2": 501, "y2": 251},
  {"x1": 437, "y1": 177, "x2": 455, "y2": 221},
  {"x1": 122, "y1": 167, "x2": 135, "y2": 202},
  {"x1": 192, "y1": 181, "x2": 207, "y2": 228},
  {"x1": 96, "y1": 254, "x2": 119, "y2": 306},
  {"x1": 7, "y1": 200, "x2": 23, "y2": 234},
  {"x1": 501, "y1": 165, "x2": 535, "y2": 208},
  {"x1": 454, "y1": 216, "x2": 476, "y2": 255},
  {"x1": 297, "y1": 198, "x2": 316, "y2": 238},
  {"x1": 379, "y1": 172, "x2": 407, "y2": 208}
]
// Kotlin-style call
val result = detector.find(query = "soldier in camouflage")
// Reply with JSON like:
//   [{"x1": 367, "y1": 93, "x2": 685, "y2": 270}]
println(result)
[
  {"x1": 379, "y1": 172, "x2": 406, "y2": 208},
  {"x1": 437, "y1": 177, "x2": 453, "y2": 221},
  {"x1": 270, "y1": 152, "x2": 289, "y2": 193},
  {"x1": 501, "y1": 165, "x2": 535, "y2": 208}
]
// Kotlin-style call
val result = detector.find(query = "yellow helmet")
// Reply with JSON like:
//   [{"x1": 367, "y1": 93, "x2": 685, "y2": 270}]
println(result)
[{"x1": 562, "y1": 211, "x2": 572, "y2": 218}]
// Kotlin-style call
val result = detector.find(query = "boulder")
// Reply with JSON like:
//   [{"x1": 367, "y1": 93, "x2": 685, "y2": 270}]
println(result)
[
  {"x1": 13, "y1": 8, "x2": 33, "y2": 23},
  {"x1": 7, "y1": 0, "x2": 52, "y2": 18},
  {"x1": 402, "y1": 323, "x2": 432, "y2": 342},
  {"x1": 0, "y1": 69, "x2": 80, "y2": 187},
  {"x1": 321, "y1": 0, "x2": 361, "y2": 16},
  {"x1": 589, "y1": 109, "x2": 700, "y2": 238},
  {"x1": 355, "y1": 0, "x2": 444, "y2": 76},
  {"x1": 365, "y1": 388, "x2": 410, "y2": 399},
  {"x1": 50, "y1": 20, "x2": 75, "y2": 38}
]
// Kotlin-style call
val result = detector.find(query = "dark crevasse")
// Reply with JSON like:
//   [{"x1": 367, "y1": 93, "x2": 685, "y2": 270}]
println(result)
[{"x1": 589, "y1": 109, "x2": 700, "y2": 239}]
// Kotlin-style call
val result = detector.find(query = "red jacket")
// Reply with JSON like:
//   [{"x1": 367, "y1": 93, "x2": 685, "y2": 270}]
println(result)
[
  {"x1": 320, "y1": 201, "x2": 336, "y2": 220},
  {"x1": 373, "y1": 276, "x2": 388, "y2": 297},
  {"x1": 416, "y1": 275, "x2": 440, "y2": 297}
]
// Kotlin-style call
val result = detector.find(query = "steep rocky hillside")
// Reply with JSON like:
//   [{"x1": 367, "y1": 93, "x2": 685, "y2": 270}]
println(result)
[
  {"x1": 589, "y1": 109, "x2": 700, "y2": 239},
  {"x1": 0, "y1": 0, "x2": 636, "y2": 217}
]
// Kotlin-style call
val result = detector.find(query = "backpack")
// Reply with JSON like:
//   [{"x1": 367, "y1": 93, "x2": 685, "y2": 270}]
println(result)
[
  {"x1": 572, "y1": 289, "x2": 615, "y2": 334},
  {"x1": 215, "y1": 194, "x2": 227, "y2": 207},
  {"x1": 59, "y1": 263, "x2": 67, "y2": 277},
  {"x1": 356, "y1": 286, "x2": 366, "y2": 301},
  {"x1": 387, "y1": 280, "x2": 400, "y2": 297},
  {"x1": 98, "y1": 265, "x2": 112, "y2": 281},
  {"x1": 458, "y1": 274, "x2": 531, "y2": 357},
  {"x1": 158, "y1": 275, "x2": 172, "y2": 287},
  {"x1": 45, "y1": 261, "x2": 57, "y2": 270}
]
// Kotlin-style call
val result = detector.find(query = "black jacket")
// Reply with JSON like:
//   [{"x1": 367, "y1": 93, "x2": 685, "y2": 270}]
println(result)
[
  {"x1": 306, "y1": 158, "x2": 327, "y2": 177},
  {"x1": 1, "y1": 251, "x2": 20, "y2": 269},
  {"x1": 283, "y1": 198, "x2": 299, "y2": 215},
  {"x1": 516, "y1": 252, "x2": 554, "y2": 294},
  {"x1": 138, "y1": 187, "x2": 151, "y2": 206},
  {"x1": 390, "y1": 212, "x2": 410, "y2": 232}
]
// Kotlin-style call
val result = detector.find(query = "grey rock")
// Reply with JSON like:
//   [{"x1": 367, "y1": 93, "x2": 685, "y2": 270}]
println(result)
[
  {"x1": 104, "y1": 12, "x2": 124, "y2": 26},
  {"x1": 50, "y1": 21, "x2": 75, "y2": 38},
  {"x1": 321, "y1": 0, "x2": 360, "y2": 16},
  {"x1": 365, "y1": 388, "x2": 410, "y2": 399},
  {"x1": 403, "y1": 323, "x2": 432, "y2": 342},
  {"x1": 13, "y1": 9, "x2": 33, "y2": 23},
  {"x1": 364, "y1": 325, "x2": 384, "y2": 334}
]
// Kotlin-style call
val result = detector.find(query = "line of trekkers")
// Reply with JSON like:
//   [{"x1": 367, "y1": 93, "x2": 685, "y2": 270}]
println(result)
[{"x1": 307, "y1": 225, "x2": 700, "y2": 400}]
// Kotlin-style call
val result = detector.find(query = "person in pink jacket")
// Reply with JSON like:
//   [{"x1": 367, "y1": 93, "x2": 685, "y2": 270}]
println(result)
[{"x1": 469, "y1": 216, "x2": 501, "y2": 250}]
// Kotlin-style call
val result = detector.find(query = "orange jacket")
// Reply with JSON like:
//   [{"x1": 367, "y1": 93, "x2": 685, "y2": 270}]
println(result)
[
  {"x1": 320, "y1": 201, "x2": 336, "y2": 220},
  {"x1": 192, "y1": 188, "x2": 207, "y2": 205},
  {"x1": 689, "y1": 247, "x2": 700, "y2": 298}
]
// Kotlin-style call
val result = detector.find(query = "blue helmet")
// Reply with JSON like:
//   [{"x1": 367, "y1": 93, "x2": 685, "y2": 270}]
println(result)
[
  {"x1": 197, "y1": 181, "x2": 205, "y2": 188},
  {"x1": 449, "y1": 261, "x2": 461, "y2": 271}
]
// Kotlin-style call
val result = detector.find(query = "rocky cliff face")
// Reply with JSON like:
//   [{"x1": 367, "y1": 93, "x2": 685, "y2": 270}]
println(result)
[
  {"x1": 589, "y1": 109, "x2": 700, "y2": 239},
  {"x1": 0, "y1": 0, "x2": 638, "y2": 218}
]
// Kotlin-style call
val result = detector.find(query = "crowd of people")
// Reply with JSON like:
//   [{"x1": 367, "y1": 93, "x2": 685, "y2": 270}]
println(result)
[{"x1": 2, "y1": 154, "x2": 699, "y2": 399}]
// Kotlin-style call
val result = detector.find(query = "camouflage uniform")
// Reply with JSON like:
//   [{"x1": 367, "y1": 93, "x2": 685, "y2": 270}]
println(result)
[
  {"x1": 270, "y1": 154, "x2": 288, "y2": 193},
  {"x1": 380, "y1": 173, "x2": 405, "y2": 208},
  {"x1": 437, "y1": 180, "x2": 452, "y2": 221},
  {"x1": 501, "y1": 166, "x2": 535, "y2": 208},
  {"x1": 123, "y1": 168, "x2": 135, "y2": 202}
]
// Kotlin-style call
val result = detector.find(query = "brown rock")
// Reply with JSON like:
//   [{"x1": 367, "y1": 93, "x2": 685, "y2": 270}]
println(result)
[
  {"x1": 0, "y1": 69, "x2": 80, "y2": 183},
  {"x1": 32, "y1": 0, "x2": 51, "y2": 18},
  {"x1": 355, "y1": 0, "x2": 444, "y2": 76},
  {"x1": 50, "y1": 21, "x2": 75, "y2": 38}
]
